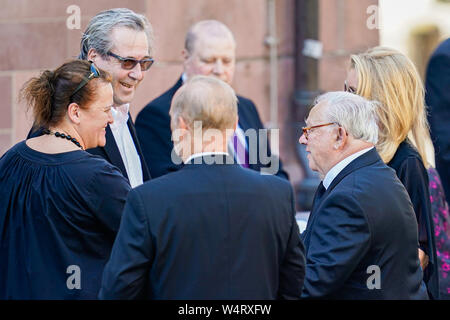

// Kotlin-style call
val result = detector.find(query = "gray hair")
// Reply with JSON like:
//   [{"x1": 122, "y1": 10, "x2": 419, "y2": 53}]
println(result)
[
  {"x1": 315, "y1": 91, "x2": 379, "y2": 144},
  {"x1": 185, "y1": 20, "x2": 236, "y2": 53},
  {"x1": 170, "y1": 75, "x2": 238, "y2": 130},
  {"x1": 79, "y1": 8, "x2": 154, "y2": 59}
]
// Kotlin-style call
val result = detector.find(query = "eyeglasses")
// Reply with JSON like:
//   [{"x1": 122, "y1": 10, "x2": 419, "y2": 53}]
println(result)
[
  {"x1": 344, "y1": 80, "x2": 356, "y2": 93},
  {"x1": 71, "y1": 62, "x2": 100, "y2": 98},
  {"x1": 107, "y1": 51, "x2": 154, "y2": 71},
  {"x1": 302, "y1": 122, "x2": 337, "y2": 139}
]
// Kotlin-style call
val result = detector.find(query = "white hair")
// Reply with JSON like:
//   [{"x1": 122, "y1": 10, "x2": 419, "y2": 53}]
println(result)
[{"x1": 315, "y1": 91, "x2": 379, "y2": 144}]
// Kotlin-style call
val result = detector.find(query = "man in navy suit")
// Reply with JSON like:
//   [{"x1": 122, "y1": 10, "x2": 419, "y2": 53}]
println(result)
[
  {"x1": 299, "y1": 91, "x2": 428, "y2": 299},
  {"x1": 28, "y1": 8, "x2": 152, "y2": 186},
  {"x1": 99, "y1": 76, "x2": 305, "y2": 299},
  {"x1": 135, "y1": 20, "x2": 288, "y2": 179},
  {"x1": 425, "y1": 38, "x2": 450, "y2": 204}
]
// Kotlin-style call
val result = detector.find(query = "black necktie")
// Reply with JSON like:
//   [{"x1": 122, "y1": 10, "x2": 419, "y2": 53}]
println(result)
[
  {"x1": 311, "y1": 182, "x2": 326, "y2": 213},
  {"x1": 302, "y1": 182, "x2": 326, "y2": 238}
]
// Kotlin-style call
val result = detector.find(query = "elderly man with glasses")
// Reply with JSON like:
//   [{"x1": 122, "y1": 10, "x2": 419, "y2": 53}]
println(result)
[
  {"x1": 299, "y1": 91, "x2": 428, "y2": 299},
  {"x1": 28, "y1": 8, "x2": 154, "y2": 187}
]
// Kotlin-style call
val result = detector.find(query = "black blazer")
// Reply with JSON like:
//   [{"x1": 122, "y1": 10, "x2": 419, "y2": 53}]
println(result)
[
  {"x1": 301, "y1": 148, "x2": 428, "y2": 299},
  {"x1": 27, "y1": 116, "x2": 151, "y2": 183},
  {"x1": 99, "y1": 155, "x2": 305, "y2": 300},
  {"x1": 135, "y1": 77, "x2": 289, "y2": 180},
  {"x1": 425, "y1": 38, "x2": 450, "y2": 205},
  {"x1": 388, "y1": 140, "x2": 439, "y2": 299}
]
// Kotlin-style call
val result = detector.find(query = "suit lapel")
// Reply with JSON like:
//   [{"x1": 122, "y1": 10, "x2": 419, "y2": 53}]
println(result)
[
  {"x1": 127, "y1": 116, "x2": 151, "y2": 181},
  {"x1": 172, "y1": 77, "x2": 183, "y2": 93},
  {"x1": 310, "y1": 182, "x2": 326, "y2": 214},
  {"x1": 237, "y1": 98, "x2": 251, "y2": 132},
  {"x1": 326, "y1": 148, "x2": 380, "y2": 194},
  {"x1": 236, "y1": 97, "x2": 258, "y2": 170},
  {"x1": 103, "y1": 125, "x2": 128, "y2": 179},
  {"x1": 301, "y1": 148, "x2": 381, "y2": 243}
]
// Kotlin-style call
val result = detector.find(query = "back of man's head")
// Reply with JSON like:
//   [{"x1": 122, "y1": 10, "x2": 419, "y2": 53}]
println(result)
[
  {"x1": 170, "y1": 75, "x2": 238, "y2": 132},
  {"x1": 79, "y1": 8, "x2": 154, "y2": 59}
]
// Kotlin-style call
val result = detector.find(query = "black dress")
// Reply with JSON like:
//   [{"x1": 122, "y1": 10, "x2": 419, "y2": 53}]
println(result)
[
  {"x1": 0, "y1": 141, "x2": 131, "y2": 299},
  {"x1": 388, "y1": 140, "x2": 439, "y2": 299}
]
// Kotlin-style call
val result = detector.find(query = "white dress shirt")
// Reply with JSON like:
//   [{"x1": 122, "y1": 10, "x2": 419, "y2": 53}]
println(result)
[
  {"x1": 109, "y1": 104, "x2": 143, "y2": 188},
  {"x1": 323, "y1": 147, "x2": 374, "y2": 189},
  {"x1": 185, "y1": 152, "x2": 229, "y2": 164}
]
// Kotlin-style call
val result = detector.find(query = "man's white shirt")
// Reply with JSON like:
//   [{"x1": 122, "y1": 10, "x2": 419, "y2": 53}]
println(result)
[
  {"x1": 110, "y1": 104, "x2": 143, "y2": 188},
  {"x1": 322, "y1": 147, "x2": 374, "y2": 189},
  {"x1": 185, "y1": 152, "x2": 229, "y2": 164}
]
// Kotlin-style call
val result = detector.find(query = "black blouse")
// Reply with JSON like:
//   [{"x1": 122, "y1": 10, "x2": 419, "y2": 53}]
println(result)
[
  {"x1": 0, "y1": 141, "x2": 131, "y2": 299},
  {"x1": 388, "y1": 140, "x2": 439, "y2": 299}
]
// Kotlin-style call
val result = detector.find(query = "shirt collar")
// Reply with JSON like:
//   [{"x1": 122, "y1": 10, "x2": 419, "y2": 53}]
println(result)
[
  {"x1": 110, "y1": 104, "x2": 130, "y2": 127},
  {"x1": 181, "y1": 72, "x2": 188, "y2": 84},
  {"x1": 185, "y1": 152, "x2": 229, "y2": 164},
  {"x1": 323, "y1": 147, "x2": 374, "y2": 189}
]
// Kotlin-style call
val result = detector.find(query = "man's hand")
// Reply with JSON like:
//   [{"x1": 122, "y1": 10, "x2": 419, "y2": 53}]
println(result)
[{"x1": 418, "y1": 248, "x2": 429, "y2": 270}]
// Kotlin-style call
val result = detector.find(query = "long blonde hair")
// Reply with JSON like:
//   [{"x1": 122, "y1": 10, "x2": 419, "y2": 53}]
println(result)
[{"x1": 350, "y1": 46, "x2": 431, "y2": 167}]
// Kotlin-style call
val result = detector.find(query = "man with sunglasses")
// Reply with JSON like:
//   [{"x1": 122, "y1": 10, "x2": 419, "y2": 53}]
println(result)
[
  {"x1": 299, "y1": 91, "x2": 428, "y2": 299},
  {"x1": 135, "y1": 20, "x2": 288, "y2": 179},
  {"x1": 28, "y1": 8, "x2": 153, "y2": 188},
  {"x1": 81, "y1": 8, "x2": 154, "y2": 187}
]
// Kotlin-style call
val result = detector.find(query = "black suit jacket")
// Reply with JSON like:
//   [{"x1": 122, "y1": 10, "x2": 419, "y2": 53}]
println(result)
[
  {"x1": 301, "y1": 148, "x2": 428, "y2": 299},
  {"x1": 99, "y1": 155, "x2": 305, "y2": 300},
  {"x1": 425, "y1": 38, "x2": 450, "y2": 204},
  {"x1": 135, "y1": 77, "x2": 289, "y2": 179},
  {"x1": 27, "y1": 116, "x2": 151, "y2": 183}
]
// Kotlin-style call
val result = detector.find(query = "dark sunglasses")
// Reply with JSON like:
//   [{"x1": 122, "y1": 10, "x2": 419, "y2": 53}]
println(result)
[
  {"x1": 71, "y1": 62, "x2": 100, "y2": 97},
  {"x1": 107, "y1": 51, "x2": 154, "y2": 71}
]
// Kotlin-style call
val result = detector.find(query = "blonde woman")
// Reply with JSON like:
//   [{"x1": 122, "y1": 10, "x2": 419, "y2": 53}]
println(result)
[{"x1": 346, "y1": 47, "x2": 439, "y2": 299}]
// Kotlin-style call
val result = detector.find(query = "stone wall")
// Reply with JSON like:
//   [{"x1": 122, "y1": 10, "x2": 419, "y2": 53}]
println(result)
[{"x1": 0, "y1": 0, "x2": 379, "y2": 190}]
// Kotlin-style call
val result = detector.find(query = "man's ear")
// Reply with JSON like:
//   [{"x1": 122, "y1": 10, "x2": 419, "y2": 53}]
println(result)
[
  {"x1": 67, "y1": 103, "x2": 82, "y2": 125},
  {"x1": 182, "y1": 49, "x2": 192, "y2": 72},
  {"x1": 335, "y1": 126, "x2": 348, "y2": 149},
  {"x1": 181, "y1": 48, "x2": 190, "y2": 61},
  {"x1": 87, "y1": 48, "x2": 99, "y2": 63}
]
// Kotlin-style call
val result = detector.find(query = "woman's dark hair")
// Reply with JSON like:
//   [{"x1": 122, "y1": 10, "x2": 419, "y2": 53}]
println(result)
[{"x1": 20, "y1": 59, "x2": 111, "y2": 129}]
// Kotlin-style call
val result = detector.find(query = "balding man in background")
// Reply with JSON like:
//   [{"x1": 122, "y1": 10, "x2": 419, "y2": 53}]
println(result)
[
  {"x1": 136, "y1": 20, "x2": 288, "y2": 179},
  {"x1": 99, "y1": 76, "x2": 305, "y2": 300}
]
